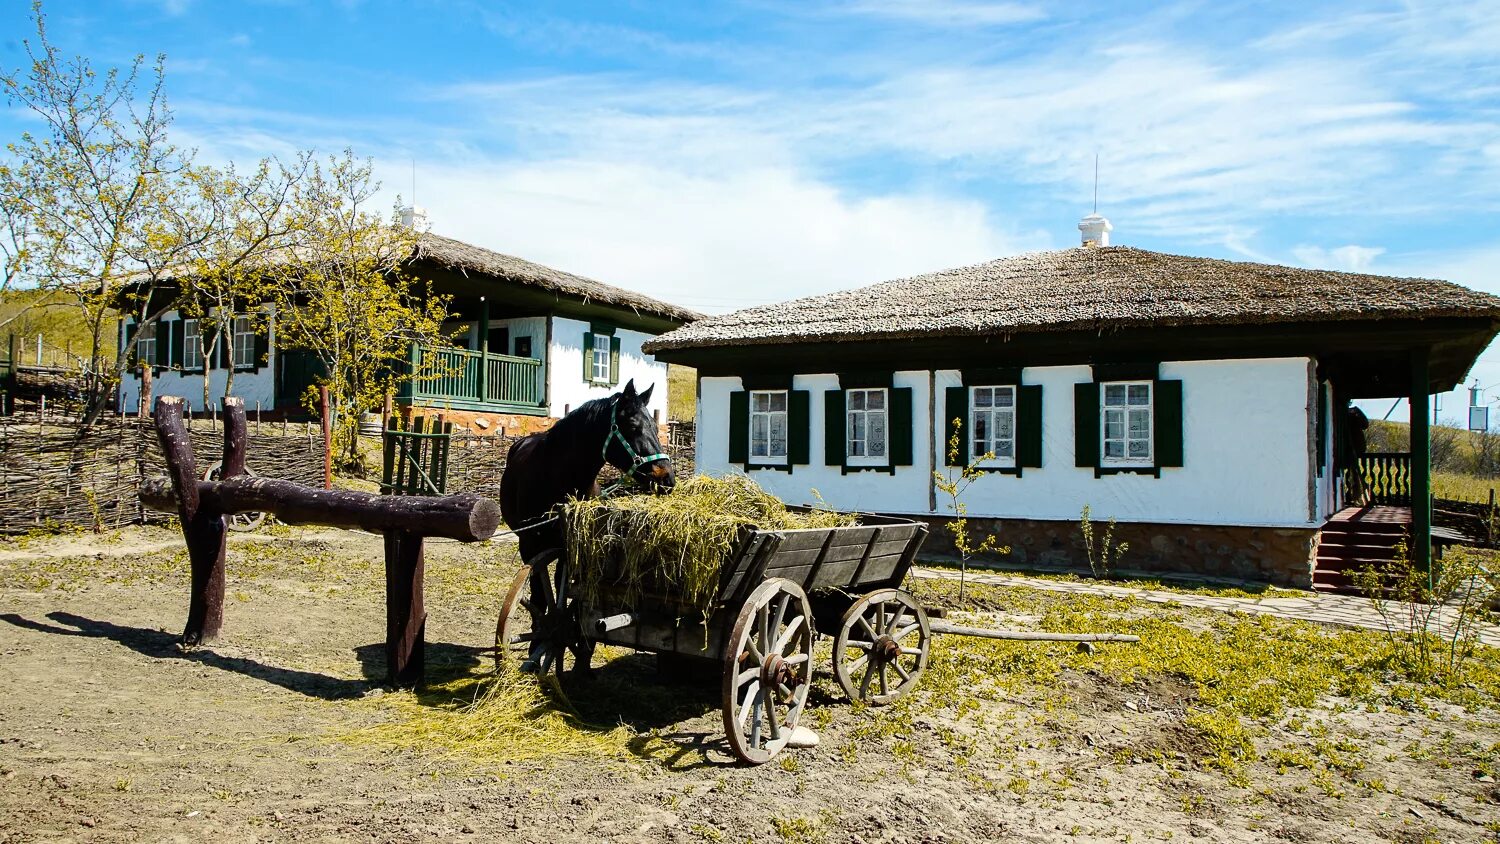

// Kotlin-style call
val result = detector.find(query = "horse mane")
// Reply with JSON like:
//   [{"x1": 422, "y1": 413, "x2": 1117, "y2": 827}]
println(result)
[{"x1": 542, "y1": 395, "x2": 615, "y2": 449}]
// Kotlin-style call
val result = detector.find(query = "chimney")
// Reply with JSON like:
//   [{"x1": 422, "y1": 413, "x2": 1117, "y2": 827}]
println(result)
[
  {"x1": 399, "y1": 206, "x2": 430, "y2": 232},
  {"x1": 1078, "y1": 213, "x2": 1112, "y2": 247}
]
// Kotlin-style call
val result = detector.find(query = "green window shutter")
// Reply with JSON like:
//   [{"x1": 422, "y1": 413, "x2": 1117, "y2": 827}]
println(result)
[
  {"x1": 581, "y1": 331, "x2": 594, "y2": 382},
  {"x1": 1155, "y1": 379, "x2": 1184, "y2": 468},
  {"x1": 254, "y1": 317, "x2": 270, "y2": 370},
  {"x1": 155, "y1": 321, "x2": 172, "y2": 368},
  {"x1": 890, "y1": 387, "x2": 914, "y2": 466},
  {"x1": 728, "y1": 390, "x2": 749, "y2": 464},
  {"x1": 823, "y1": 389, "x2": 846, "y2": 466},
  {"x1": 1315, "y1": 382, "x2": 1328, "y2": 473},
  {"x1": 171, "y1": 319, "x2": 185, "y2": 368},
  {"x1": 609, "y1": 336, "x2": 621, "y2": 385},
  {"x1": 1074, "y1": 382, "x2": 1100, "y2": 468},
  {"x1": 1017, "y1": 384, "x2": 1043, "y2": 468},
  {"x1": 944, "y1": 386, "x2": 969, "y2": 467},
  {"x1": 788, "y1": 389, "x2": 811, "y2": 465}
]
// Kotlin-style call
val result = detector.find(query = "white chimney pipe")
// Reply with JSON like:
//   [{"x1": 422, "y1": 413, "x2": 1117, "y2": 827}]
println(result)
[
  {"x1": 400, "y1": 206, "x2": 430, "y2": 231},
  {"x1": 1078, "y1": 213, "x2": 1112, "y2": 247}
]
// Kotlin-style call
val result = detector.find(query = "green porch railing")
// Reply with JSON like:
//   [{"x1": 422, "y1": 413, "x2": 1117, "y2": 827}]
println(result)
[{"x1": 407, "y1": 345, "x2": 544, "y2": 413}]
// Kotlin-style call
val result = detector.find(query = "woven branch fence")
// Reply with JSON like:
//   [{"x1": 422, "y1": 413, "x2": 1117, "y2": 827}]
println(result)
[
  {"x1": 2, "y1": 412, "x2": 698, "y2": 534},
  {"x1": 0, "y1": 411, "x2": 325, "y2": 534}
]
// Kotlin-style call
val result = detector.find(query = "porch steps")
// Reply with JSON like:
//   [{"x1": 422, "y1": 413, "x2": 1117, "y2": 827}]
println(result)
[{"x1": 1312, "y1": 506, "x2": 1410, "y2": 595}]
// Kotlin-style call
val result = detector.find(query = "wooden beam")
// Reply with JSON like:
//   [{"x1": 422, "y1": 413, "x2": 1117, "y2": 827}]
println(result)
[
  {"x1": 1410, "y1": 347, "x2": 1432, "y2": 577},
  {"x1": 139, "y1": 475, "x2": 501, "y2": 542}
]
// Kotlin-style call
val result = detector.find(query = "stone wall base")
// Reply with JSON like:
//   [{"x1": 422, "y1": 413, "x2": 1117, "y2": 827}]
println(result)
[
  {"x1": 915, "y1": 516, "x2": 1318, "y2": 589},
  {"x1": 404, "y1": 406, "x2": 556, "y2": 437}
]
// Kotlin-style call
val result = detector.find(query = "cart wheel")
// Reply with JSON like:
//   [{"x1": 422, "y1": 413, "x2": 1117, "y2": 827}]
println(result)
[
  {"x1": 495, "y1": 549, "x2": 591, "y2": 677},
  {"x1": 834, "y1": 588, "x2": 929, "y2": 706},
  {"x1": 722, "y1": 578, "x2": 814, "y2": 765},
  {"x1": 202, "y1": 461, "x2": 267, "y2": 532}
]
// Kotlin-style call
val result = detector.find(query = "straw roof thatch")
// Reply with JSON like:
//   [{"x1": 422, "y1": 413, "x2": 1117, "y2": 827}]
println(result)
[
  {"x1": 414, "y1": 233, "x2": 700, "y2": 324},
  {"x1": 643, "y1": 246, "x2": 1500, "y2": 352}
]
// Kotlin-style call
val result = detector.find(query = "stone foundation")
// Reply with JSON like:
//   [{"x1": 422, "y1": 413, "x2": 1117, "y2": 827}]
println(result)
[
  {"x1": 403, "y1": 406, "x2": 556, "y2": 437},
  {"x1": 915, "y1": 516, "x2": 1318, "y2": 589}
]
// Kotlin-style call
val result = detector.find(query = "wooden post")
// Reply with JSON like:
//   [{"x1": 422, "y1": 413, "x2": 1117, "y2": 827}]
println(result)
[
  {"x1": 319, "y1": 385, "x2": 332, "y2": 490},
  {"x1": 154, "y1": 395, "x2": 230, "y2": 646},
  {"x1": 477, "y1": 298, "x2": 490, "y2": 404},
  {"x1": 1410, "y1": 347, "x2": 1432, "y2": 577},
  {"x1": 383, "y1": 529, "x2": 426, "y2": 688},
  {"x1": 138, "y1": 365, "x2": 153, "y2": 419}
]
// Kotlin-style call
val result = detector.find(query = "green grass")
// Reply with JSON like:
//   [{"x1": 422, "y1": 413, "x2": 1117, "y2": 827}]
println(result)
[
  {"x1": 1434, "y1": 470, "x2": 1499, "y2": 503},
  {"x1": 667, "y1": 364, "x2": 695, "y2": 422},
  {"x1": 917, "y1": 560, "x2": 1306, "y2": 598}
]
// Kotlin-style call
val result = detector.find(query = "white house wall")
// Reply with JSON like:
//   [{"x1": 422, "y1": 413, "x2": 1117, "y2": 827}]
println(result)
[
  {"x1": 117, "y1": 309, "x2": 276, "y2": 414},
  {"x1": 547, "y1": 316, "x2": 670, "y2": 421},
  {"x1": 697, "y1": 357, "x2": 1317, "y2": 528}
]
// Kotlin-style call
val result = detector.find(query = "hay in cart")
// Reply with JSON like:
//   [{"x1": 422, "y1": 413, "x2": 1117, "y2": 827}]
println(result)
[{"x1": 562, "y1": 475, "x2": 855, "y2": 621}]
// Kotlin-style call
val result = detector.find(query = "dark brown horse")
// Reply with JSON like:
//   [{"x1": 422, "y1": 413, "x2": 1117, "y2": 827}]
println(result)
[{"x1": 498, "y1": 379, "x2": 674, "y2": 563}]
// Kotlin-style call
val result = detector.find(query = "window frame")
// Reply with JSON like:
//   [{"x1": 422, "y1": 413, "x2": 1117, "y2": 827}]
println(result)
[
  {"x1": 1100, "y1": 379, "x2": 1153, "y2": 467},
  {"x1": 182, "y1": 318, "x2": 203, "y2": 371},
  {"x1": 589, "y1": 332, "x2": 611, "y2": 384},
  {"x1": 232, "y1": 314, "x2": 257, "y2": 370},
  {"x1": 845, "y1": 386, "x2": 889, "y2": 467},
  {"x1": 968, "y1": 384, "x2": 1018, "y2": 468},
  {"x1": 748, "y1": 389, "x2": 790, "y2": 465},
  {"x1": 135, "y1": 320, "x2": 157, "y2": 368}
]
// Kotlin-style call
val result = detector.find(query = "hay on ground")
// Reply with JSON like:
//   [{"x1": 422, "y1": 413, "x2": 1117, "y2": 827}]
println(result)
[{"x1": 563, "y1": 475, "x2": 856, "y2": 620}]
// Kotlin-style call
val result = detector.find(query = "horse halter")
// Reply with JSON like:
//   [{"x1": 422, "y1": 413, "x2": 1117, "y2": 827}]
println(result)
[{"x1": 602, "y1": 399, "x2": 670, "y2": 479}]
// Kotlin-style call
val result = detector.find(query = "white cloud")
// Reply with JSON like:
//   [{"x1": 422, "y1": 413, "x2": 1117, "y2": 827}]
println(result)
[
  {"x1": 1291, "y1": 244, "x2": 1386, "y2": 273},
  {"x1": 385, "y1": 158, "x2": 1048, "y2": 313}
]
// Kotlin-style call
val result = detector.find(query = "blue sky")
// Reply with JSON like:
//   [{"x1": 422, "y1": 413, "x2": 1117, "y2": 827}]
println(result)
[{"x1": 4, "y1": 0, "x2": 1500, "y2": 423}]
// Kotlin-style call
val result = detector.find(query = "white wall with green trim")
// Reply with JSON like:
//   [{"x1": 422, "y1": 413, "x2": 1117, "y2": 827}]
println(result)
[
  {"x1": 697, "y1": 356, "x2": 1319, "y2": 527},
  {"x1": 117, "y1": 308, "x2": 277, "y2": 414},
  {"x1": 547, "y1": 315, "x2": 670, "y2": 421}
]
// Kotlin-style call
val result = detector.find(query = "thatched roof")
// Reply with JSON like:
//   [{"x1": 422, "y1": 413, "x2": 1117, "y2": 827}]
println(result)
[
  {"x1": 644, "y1": 246, "x2": 1500, "y2": 352},
  {"x1": 414, "y1": 233, "x2": 700, "y2": 324}
]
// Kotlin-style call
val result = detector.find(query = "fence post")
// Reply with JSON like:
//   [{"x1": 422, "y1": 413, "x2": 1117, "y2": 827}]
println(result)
[
  {"x1": 138, "y1": 365, "x2": 152, "y2": 419},
  {"x1": 320, "y1": 385, "x2": 332, "y2": 490}
]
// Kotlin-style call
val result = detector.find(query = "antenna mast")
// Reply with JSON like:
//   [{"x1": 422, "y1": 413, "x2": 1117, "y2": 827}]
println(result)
[{"x1": 1093, "y1": 153, "x2": 1099, "y2": 214}]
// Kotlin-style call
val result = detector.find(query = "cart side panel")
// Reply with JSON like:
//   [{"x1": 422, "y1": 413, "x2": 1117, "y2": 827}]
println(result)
[
  {"x1": 716, "y1": 531, "x2": 785, "y2": 605},
  {"x1": 839, "y1": 523, "x2": 928, "y2": 591}
]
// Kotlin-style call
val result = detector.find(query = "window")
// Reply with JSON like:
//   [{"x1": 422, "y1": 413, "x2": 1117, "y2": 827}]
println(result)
[
  {"x1": 1102, "y1": 381, "x2": 1152, "y2": 464},
  {"x1": 590, "y1": 332, "x2": 611, "y2": 383},
  {"x1": 970, "y1": 385, "x2": 1016, "y2": 465},
  {"x1": 232, "y1": 315, "x2": 256, "y2": 369},
  {"x1": 846, "y1": 387, "x2": 888, "y2": 464},
  {"x1": 749, "y1": 390, "x2": 788, "y2": 463},
  {"x1": 135, "y1": 321, "x2": 156, "y2": 366},
  {"x1": 182, "y1": 318, "x2": 203, "y2": 370}
]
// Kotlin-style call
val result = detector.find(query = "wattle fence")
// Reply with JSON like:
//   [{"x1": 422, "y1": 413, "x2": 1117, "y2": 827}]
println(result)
[{"x1": 0, "y1": 411, "x2": 697, "y2": 535}]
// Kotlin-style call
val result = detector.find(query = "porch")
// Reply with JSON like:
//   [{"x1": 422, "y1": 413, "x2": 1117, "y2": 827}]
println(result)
[
  {"x1": 1314, "y1": 452, "x2": 1479, "y2": 593},
  {"x1": 401, "y1": 344, "x2": 546, "y2": 415}
]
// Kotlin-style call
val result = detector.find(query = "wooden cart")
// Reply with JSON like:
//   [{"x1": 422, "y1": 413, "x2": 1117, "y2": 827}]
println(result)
[{"x1": 494, "y1": 514, "x2": 932, "y2": 765}]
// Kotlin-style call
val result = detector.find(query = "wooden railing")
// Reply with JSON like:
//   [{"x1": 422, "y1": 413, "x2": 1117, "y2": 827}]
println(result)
[
  {"x1": 1347, "y1": 452, "x2": 1413, "y2": 506},
  {"x1": 407, "y1": 345, "x2": 543, "y2": 412}
]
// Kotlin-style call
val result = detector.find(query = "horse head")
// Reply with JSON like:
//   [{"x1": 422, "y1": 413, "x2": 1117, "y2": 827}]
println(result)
[{"x1": 604, "y1": 379, "x2": 675, "y2": 493}]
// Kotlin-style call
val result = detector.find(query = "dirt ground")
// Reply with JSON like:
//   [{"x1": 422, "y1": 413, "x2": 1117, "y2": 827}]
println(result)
[{"x1": 2, "y1": 526, "x2": 1498, "y2": 843}]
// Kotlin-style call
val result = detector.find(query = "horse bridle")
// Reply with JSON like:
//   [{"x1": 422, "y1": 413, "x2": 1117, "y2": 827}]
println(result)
[{"x1": 602, "y1": 399, "x2": 670, "y2": 481}]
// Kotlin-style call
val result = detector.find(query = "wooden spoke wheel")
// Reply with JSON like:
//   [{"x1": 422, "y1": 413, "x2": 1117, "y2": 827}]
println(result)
[
  {"x1": 722, "y1": 578, "x2": 815, "y2": 765},
  {"x1": 494, "y1": 549, "x2": 591, "y2": 677},
  {"x1": 201, "y1": 461, "x2": 267, "y2": 532},
  {"x1": 834, "y1": 588, "x2": 930, "y2": 706}
]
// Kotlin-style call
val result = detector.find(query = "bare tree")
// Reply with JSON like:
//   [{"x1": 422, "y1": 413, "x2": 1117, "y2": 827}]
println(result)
[{"x1": 0, "y1": 2, "x2": 198, "y2": 421}]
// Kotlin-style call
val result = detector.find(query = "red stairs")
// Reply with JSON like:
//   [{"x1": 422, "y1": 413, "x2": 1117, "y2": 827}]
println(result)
[{"x1": 1312, "y1": 506, "x2": 1410, "y2": 594}]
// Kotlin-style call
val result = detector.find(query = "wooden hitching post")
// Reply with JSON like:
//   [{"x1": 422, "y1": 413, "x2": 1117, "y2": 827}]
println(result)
[
  {"x1": 383, "y1": 529, "x2": 426, "y2": 688},
  {"x1": 154, "y1": 395, "x2": 236, "y2": 646}
]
